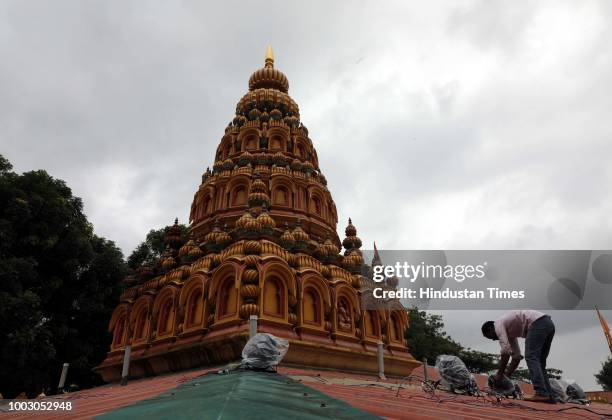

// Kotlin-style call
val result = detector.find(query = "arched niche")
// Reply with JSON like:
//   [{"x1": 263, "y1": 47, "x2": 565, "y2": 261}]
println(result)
[
  {"x1": 217, "y1": 277, "x2": 238, "y2": 318},
  {"x1": 230, "y1": 185, "x2": 247, "y2": 206},
  {"x1": 179, "y1": 275, "x2": 207, "y2": 330},
  {"x1": 210, "y1": 263, "x2": 240, "y2": 320},
  {"x1": 334, "y1": 285, "x2": 360, "y2": 334},
  {"x1": 308, "y1": 186, "x2": 327, "y2": 219},
  {"x1": 260, "y1": 261, "x2": 296, "y2": 322},
  {"x1": 227, "y1": 175, "x2": 251, "y2": 208},
  {"x1": 297, "y1": 186, "x2": 308, "y2": 210},
  {"x1": 262, "y1": 276, "x2": 284, "y2": 318},
  {"x1": 260, "y1": 261, "x2": 297, "y2": 298},
  {"x1": 130, "y1": 296, "x2": 153, "y2": 345},
  {"x1": 269, "y1": 134, "x2": 286, "y2": 151},
  {"x1": 239, "y1": 128, "x2": 260, "y2": 151},
  {"x1": 223, "y1": 141, "x2": 233, "y2": 159},
  {"x1": 108, "y1": 304, "x2": 129, "y2": 350},
  {"x1": 270, "y1": 176, "x2": 294, "y2": 208},
  {"x1": 388, "y1": 311, "x2": 406, "y2": 344},
  {"x1": 202, "y1": 186, "x2": 216, "y2": 214},
  {"x1": 302, "y1": 288, "x2": 321, "y2": 325},
  {"x1": 364, "y1": 310, "x2": 382, "y2": 338},
  {"x1": 268, "y1": 127, "x2": 289, "y2": 152},
  {"x1": 295, "y1": 137, "x2": 308, "y2": 159},
  {"x1": 273, "y1": 185, "x2": 290, "y2": 206},
  {"x1": 327, "y1": 200, "x2": 336, "y2": 224},
  {"x1": 300, "y1": 275, "x2": 331, "y2": 328},
  {"x1": 152, "y1": 287, "x2": 177, "y2": 338}
]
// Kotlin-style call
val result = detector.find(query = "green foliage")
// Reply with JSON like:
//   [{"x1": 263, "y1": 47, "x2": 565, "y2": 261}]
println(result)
[
  {"x1": 127, "y1": 224, "x2": 188, "y2": 269},
  {"x1": 546, "y1": 367, "x2": 563, "y2": 380},
  {"x1": 0, "y1": 155, "x2": 126, "y2": 398},
  {"x1": 595, "y1": 357, "x2": 612, "y2": 391},
  {"x1": 459, "y1": 348, "x2": 499, "y2": 374},
  {"x1": 405, "y1": 309, "x2": 499, "y2": 373},
  {"x1": 512, "y1": 367, "x2": 562, "y2": 383},
  {"x1": 0, "y1": 155, "x2": 12, "y2": 173},
  {"x1": 405, "y1": 308, "x2": 462, "y2": 363}
]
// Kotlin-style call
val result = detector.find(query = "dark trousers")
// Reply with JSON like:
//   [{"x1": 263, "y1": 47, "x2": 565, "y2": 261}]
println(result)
[{"x1": 525, "y1": 315, "x2": 555, "y2": 397}]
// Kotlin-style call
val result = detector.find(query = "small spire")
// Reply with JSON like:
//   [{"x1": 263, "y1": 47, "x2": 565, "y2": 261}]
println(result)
[
  {"x1": 372, "y1": 242, "x2": 382, "y2": 267},
  {"x1": 265, "y1": 45, "x2": 274, "y2": 68}
]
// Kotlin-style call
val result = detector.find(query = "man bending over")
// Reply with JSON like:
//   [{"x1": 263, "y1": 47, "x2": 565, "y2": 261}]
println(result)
[{"x1": 481, "y1": 310, "x2": 556, "y2": 403}]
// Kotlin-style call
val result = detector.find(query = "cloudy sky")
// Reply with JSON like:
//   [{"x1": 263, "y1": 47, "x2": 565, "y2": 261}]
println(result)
[{"x1": 2, "y1": 1, "x2": 611, "y2": 389}]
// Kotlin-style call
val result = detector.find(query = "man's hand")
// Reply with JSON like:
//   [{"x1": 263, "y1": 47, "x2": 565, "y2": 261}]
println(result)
[
  {"x1": 492, "y1": 372, "x2": 504, "y2": 384},
  {"x1": 497, "y1": 353, "x2": 511, "y2": 381},
  {"x1": 505, "y1": 356, "x2": 522, "y2": 378}
]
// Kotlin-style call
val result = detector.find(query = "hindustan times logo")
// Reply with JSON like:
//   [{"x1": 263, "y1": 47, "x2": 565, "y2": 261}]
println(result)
[{"x1": 372, "y1": 261, "x2": 487, "y2": 283}]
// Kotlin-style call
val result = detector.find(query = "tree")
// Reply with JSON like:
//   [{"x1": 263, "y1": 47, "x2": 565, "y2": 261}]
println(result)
[
  {"x1": 512, "y1": 367, "x2": 562, "y2": 383},
  {"x1": 459, "y1": 348, "x2": 499, "y2": 374},
  {"x1": 404, "y1": 309, "x2": 501, "y2": 372},
  {"x1": 0, "y1": 155, "x2": 126, "y2": 398},
  {"x1": 595, "y1": 357, "x2": 612, "y2": 391},
  {"x1": 405, "y1": 308, "x2": 462, "y2": 364}
]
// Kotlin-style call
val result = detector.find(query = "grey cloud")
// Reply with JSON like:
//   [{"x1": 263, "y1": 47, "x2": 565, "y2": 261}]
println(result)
[{"x1": 1, "y1": 0, "x2": 611, "y2": 389}]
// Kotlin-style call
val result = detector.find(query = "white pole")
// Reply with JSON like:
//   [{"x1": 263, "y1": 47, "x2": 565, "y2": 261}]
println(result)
[
  {"x1": 120, "y1": 345, "x2": 131, "y2": 386},
  {"x1": 423, "y1": 357, "x2": 428, "y2": 382},
  {"x1": 377, "y1": 341, "x2": 386, "y2": 380},
  {"x1": 249, "y1": 315, "x2": 258, "y2": 338},
  {"x1": 57, "y1": 363, "x2": 69, "y2": 393}
]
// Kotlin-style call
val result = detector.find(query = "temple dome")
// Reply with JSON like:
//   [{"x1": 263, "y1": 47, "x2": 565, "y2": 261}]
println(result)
[{"x1": 248, "y1": 46, "x2": 289, "y2": 93}]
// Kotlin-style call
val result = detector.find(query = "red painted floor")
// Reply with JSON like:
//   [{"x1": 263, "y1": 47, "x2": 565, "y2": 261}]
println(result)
[
  {"x1": 2, "y1": 366, "x2": 611, "y2": 419},
  {"x1": 280, "y1": 367, "x2": 611, "y2": 420}
]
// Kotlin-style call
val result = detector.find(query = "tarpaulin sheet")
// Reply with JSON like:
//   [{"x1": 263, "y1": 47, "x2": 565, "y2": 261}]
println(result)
[{"x1": 97, "y1": 370, "x2": 378, "y2": 420}]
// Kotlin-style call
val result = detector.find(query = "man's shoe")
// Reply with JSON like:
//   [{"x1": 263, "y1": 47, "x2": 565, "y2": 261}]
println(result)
[{"x1": 523, "y1": 394, "x2": 556, "y2": 403}]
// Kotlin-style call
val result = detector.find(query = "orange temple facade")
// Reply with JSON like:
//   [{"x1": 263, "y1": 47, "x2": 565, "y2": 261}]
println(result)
[{"x1": 96, "y1": 48, "x2": 419, "y2": 381}]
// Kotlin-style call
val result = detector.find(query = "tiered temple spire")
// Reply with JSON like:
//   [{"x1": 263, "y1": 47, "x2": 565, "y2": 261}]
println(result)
[{"x1": 97, "y1": 48, "x2": 418, "y2": 382}]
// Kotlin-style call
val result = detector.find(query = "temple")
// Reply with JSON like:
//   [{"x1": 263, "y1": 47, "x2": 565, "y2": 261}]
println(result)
[{"x1": 96, "y1": 48, "x2": 419, "y2": 381}]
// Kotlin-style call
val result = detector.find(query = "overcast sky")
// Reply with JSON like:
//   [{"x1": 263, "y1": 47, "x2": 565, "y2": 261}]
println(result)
[{"x1": 2, "y1": 1, "x2": 611, "y2": 390}]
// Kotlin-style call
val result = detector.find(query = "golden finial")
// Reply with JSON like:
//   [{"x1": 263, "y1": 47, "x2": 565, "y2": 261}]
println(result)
[{"x1": 265, "y1": 45, "x2": 274, "y2": 68}]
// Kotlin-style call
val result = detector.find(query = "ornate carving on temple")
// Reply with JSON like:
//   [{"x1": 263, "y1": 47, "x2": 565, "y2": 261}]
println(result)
[{"x1": 337, "y1": 299, "x2": 352, "y2": 331}]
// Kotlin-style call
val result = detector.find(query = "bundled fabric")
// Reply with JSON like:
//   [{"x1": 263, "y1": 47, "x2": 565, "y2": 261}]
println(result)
[
  {"x1": 565, "y1": 381, "x2": 589, "y2": 405},
  {"x1": 549, "y1": 378, "x2": 568, "y2": 402},
  {"x1": 435, "y1": 355, "x2": 478, "y2": 395},
  {"x1": 565, "y1": 381, "x2": 586, "y2": 400},
  {"x1": 487, "y1": 374, "x2": 522, "y2": 398},
  {"x1": 240, "y1": 333, "x2": 289, "y2": 372},
  {"x1": 549, "y1": 379, "x2": 589, "y2": 404}
]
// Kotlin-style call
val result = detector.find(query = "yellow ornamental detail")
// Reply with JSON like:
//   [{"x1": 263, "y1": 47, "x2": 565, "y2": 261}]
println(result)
[
  {"x1": 244, "y1": 254, "x2": 259, "y2": 267},
  {"x1": 297, "y1": 254, "x2": 324, "y2": 273},
  {"x1": 329, "y1": 266, "x2": 352, "y2": 282},
  {"x1": 192, "y1": 256, "x2": 212, "y2": 272},
  {"x1": 221, "y1": 242, "x2": 244, "y2": 260},
  {"x1": 260, "y1": 240, "x2": 288, "y2": 259}
]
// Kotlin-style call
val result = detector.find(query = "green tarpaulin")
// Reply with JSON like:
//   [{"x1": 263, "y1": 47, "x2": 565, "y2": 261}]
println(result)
[{"x1": 98, "y1": 370, "x2": 379, "y2": 420}]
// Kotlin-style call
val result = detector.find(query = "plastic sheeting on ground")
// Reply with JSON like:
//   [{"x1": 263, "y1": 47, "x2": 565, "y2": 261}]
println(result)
[
  {"x1": 435, "y1": 355, "x2": 478, "y2": 395},
  {"x1": 550, "y1": 379, "x2": 589, "y2": 404},
  {"x1": 97, "y1": 371, "x2": 377, "y2": 420},
  {"x1": 487, "y1": 374, "x2": 522, "y2": 398},
  {"x1": 240, "y1": 333, "x2": 289, "y2": 372}
]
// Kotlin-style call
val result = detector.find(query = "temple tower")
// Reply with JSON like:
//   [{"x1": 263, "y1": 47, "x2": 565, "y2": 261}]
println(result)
[{"x1": 97, "y1": 48, "x2": 419, "y2": 381}]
